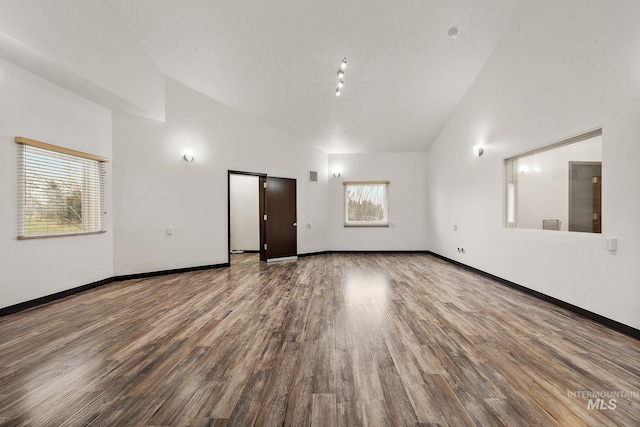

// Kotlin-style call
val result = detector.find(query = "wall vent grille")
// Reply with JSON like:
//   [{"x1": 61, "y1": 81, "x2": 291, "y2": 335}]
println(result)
[{"x1": 309, "y1": 171, "x2": 318, "y2": 182}]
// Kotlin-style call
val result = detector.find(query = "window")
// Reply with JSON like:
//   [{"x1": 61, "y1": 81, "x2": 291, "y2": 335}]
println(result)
[
  {"x1": 16, "y1": 137, "x2": 107, "y2": 239},
  {"x1": 504, "y1": 129, "x2": 602, "y2": 233},
  {"x1": 344, "y1": 181, "x2": 389, "y2": 227}
]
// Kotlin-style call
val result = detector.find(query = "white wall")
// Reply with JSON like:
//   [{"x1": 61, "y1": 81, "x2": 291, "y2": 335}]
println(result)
[
  {"x1": 0, "y1": 58, "x2": 113, "y2": 309},
  {"x1": 113, "y1": 79, "x2": 329, "y2": 275},
  {"x1": 426, "y1": 0, "x2": 640, "y2": 329},
  {"x1": 230, "y1": 174, "x2": 260, "y2": 251},
  {"x1": 328, "y1": 153, "x2": 429, "y2": 251}
]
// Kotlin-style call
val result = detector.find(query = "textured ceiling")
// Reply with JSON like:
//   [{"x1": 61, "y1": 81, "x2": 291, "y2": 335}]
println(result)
[{"x1": 110, "y1": 0, "x2": 523, "y2": 153}]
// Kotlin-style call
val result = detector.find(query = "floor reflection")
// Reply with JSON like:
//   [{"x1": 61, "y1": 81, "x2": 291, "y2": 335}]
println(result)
[{"x1": 343, "y1": 270, "x2": 391, "y2": 330}]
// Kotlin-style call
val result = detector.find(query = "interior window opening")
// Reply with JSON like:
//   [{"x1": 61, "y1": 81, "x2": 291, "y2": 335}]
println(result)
[{"x1": 505, "y1": 129, "x2": 602, "y2": 233}]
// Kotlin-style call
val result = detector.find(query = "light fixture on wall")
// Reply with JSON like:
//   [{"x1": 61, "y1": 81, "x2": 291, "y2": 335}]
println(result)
[
  {"x1": 333, "y1": 171, "x2": 341, "y2": 178},
  {"x1": 473, "y1": 145, "x2": 483, "y2": 157},
  {"x1": 448, "y1": 26, "x2": 459, "y2": 41},
  {"x1": 335, "y1": 57, "x2": 347, "y2": 96},
  {"x1": 183, "y1": 151, "x2": 194, "y2": 162}
]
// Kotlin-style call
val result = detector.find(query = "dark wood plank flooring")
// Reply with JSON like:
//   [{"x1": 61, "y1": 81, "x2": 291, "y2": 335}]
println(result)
[{"x1": 0, "y1": 253, "x2": 638, "y2": 426}]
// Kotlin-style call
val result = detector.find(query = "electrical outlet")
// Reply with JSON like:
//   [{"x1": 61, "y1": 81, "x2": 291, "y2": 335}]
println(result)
[{"x1": 605, "y1": 237, "x2": 617, "y2": 251}]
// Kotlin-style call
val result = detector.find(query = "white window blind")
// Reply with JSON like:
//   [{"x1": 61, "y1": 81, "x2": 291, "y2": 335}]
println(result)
[{"x1": 16, "y1": 137, "x2": 107, "y2": 239}]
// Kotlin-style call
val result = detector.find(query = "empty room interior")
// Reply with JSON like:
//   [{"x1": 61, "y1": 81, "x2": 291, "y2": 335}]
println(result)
[{"x1": 1, "y1": 0, "x2": 639, "y2": 425}]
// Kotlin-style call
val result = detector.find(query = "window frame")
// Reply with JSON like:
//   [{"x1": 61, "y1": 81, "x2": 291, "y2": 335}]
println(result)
[
  {"x1": 504, "y1": 128, "x2": 602, "y2": 233},
  {"x1": 343, "y1": 180, "x2": 390, "y2": 227},
  {"x1": 16, "y1": 137, "x2": 108, "y2": 240}
]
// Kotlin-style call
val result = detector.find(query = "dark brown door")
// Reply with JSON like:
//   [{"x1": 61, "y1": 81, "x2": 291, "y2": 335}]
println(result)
[{"x1": 265, "y1": 177, "x2": 297, "y2": 259}]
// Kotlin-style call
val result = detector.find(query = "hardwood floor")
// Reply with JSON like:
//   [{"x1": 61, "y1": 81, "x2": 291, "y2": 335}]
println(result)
[
  {"x1": 0, "y1": 253, "x2": 638, "y2": 426},
  {"x1": 231, "y1": 252, "x2": 260, "y2": 266}
]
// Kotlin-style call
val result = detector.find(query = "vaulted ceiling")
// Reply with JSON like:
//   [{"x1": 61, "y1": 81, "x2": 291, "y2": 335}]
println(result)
[{"x1": 0, "y1": 0, "x2": 524, "y2": 153}]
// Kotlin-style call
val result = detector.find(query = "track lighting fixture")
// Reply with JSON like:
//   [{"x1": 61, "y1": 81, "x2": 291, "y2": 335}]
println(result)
[{"x1": 335, "y1": 57, "x2": 347, "y2": 96}]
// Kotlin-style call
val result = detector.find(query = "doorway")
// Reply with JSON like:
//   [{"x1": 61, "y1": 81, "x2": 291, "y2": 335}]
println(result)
[
  {"x1": 229, "y1": 173, "x2": 262, "y2": 264},
  {"x1": 569, "y1": 162, "x2": 602, "y2": 233},
  {"x1": 228, "y1": 171, "x2": 266, "y2": 264},
  {"x1": 227, "y1": 171, "x2": 297, "y2": 265}
]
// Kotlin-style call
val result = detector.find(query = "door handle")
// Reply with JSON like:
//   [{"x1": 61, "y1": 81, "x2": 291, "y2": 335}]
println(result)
[{"x1": 293, "y1": 223, "x2": 297, "y2": 227}]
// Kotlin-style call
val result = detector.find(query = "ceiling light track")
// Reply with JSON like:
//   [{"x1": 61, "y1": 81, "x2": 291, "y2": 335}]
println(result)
[{"x1": 335, "y1": 57, "x2": 347, "y2": 96}]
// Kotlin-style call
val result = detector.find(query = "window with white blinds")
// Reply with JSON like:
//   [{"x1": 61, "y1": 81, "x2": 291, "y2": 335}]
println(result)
[{"x1": 16, "y1": 137, "x2": 107, "y2": 239}]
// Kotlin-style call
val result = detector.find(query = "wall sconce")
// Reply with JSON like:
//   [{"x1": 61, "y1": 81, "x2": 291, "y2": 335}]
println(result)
[
  {"x1": 183, "y1": 151, "x2": 194, "y2": 162},
  {"x1": 333, "y1": 171, "x2": 341, "y2": 178},
  {"x1": 448, "y1": 26, "x2": 459, "y2": 41},
  {"x1": 473, "y1": 145, "x2": 483, "y2": 157}
]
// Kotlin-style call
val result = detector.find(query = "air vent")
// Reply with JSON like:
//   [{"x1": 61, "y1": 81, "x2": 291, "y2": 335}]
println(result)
[{"x1": 309, "y1": 171, "x2": 318, "y2": 183}]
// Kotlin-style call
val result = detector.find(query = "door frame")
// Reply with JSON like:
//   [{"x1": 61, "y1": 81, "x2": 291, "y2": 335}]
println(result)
[{"x1": 228, "y1": 170, "x2": 267, "y2": 264}]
